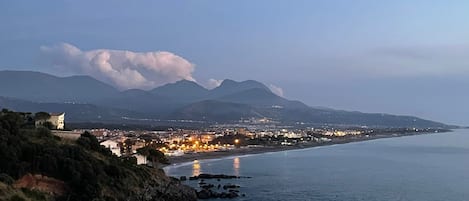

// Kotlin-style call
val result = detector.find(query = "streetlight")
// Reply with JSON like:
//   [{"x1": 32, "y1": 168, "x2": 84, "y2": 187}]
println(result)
[{"x1": 234, "y1": 139, "x2": 240, "y2": 148}]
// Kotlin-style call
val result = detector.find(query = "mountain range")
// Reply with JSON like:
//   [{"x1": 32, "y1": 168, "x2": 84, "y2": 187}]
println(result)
[{"x1": 0, "y1": 70, "x2": 449, "y2": 128}]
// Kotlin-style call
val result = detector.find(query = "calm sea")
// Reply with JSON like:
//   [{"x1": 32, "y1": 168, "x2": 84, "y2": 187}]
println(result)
[{"x1": 164, "y1": 129, "x2": 469, "y2": 201}]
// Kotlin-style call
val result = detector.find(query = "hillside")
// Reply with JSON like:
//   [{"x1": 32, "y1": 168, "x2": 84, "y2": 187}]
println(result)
[
  {"x1": 94, "y1": 89, "x2": 180, "y2": 117},
  {"x1": 0, "y1": 70, "x2": 118, "y2": 102},
  {"x1": 0, "y1": 96, "x2": 139, "y2": 122},
  {"x1": 150, "y1": 80, "x2": 209, "y2": 102},
  {"x1": 0, "y1": 110, "x2": 197, "y2": 201},
  {"x1": 169, "y1": 100, "x2": 263, "y2": 121}
]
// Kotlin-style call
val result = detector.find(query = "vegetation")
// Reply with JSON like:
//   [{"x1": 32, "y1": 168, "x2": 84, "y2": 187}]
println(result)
[
  {"x1": 34, "y1": 112, "x2": 50, "y2": 121},
  {"x1": 0, "y1": 109, "x2": 196, "y2": 201},
  {"x1": 137, "y1": 146, "x2": 170, "y2": 166}
]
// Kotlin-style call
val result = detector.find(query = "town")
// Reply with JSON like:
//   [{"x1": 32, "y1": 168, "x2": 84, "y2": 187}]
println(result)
[
  {"x1": 72, "y1": 125, "x2": 444, "y2": 165},
  {"x1": 34, "y1": 111, "x2": 448, "y2": 166}
]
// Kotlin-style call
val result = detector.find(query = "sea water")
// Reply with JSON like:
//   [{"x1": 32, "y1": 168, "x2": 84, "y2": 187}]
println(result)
[{"x1": 164, "y1": 129, "x2": 469, "y2": 201}]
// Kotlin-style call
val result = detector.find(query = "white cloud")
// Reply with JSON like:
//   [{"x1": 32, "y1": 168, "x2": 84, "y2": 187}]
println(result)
[
  {"x1": 205, "y1": 78, "x2": 224, "y2": 89},
  {"x1": 40, "y1": 43, "x2": 195, "y2": 90},
  {"x1": 268, "y1": 84, "x2": 284, "y2": 97}
]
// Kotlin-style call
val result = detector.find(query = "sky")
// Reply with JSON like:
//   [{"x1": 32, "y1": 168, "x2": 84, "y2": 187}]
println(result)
[{"x1": 1, "y1": 0, "x2": 468, "y2": 125}]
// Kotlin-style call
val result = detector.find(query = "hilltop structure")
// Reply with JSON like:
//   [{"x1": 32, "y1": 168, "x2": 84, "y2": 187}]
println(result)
[{"x1": 35, "y1": 112, "x2": 65, "y2": 130}]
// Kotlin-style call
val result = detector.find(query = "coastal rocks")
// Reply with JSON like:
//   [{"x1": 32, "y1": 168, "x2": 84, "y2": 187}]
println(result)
[
  {"x1": 201, "y1": 184, "x2": 215, "y2": 189},
  {"x1": 195, "y1": 182, "x2": 242, "y2": 199},
  {"x1": 190, "y1": 173, "x2": 250, "y2": 180},
  {"x1": 135, "y1": 180, "x2": 197, "y2": 201},
  {"x1": 196, "y1": 189, "x2": 239, "y2": 199},
  {"x1": 186, "y1": 173, "x2": 250, "y2": 199},
  {"x1": 223, "y1": 184, "x2": 240, "y2": 190},
  {"x1": 197, "y1": 189, "x2": 212, "y2": 199}
]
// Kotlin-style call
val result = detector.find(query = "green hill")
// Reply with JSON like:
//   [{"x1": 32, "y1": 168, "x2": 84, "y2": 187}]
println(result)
[{"x1": 0, "y1": 109, "x2": 196, "y2": 201}]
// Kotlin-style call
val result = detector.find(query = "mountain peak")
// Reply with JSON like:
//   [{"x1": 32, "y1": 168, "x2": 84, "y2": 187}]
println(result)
[
  {"x1": 0, "y1": 70, "x2": 118, "y2": 102},
  {"x1": 174, "y1": 79, "x2": 199, "y2": 85},
  {"x1": 150, "y1": 79, "x2": 208, "y2": 101},
  {"x1": 218, "y1": 79, "x2": 267, "y2": 88},
  {"x1": 211, "y1": 79, "x2": 270, "y2": 97},
  {"x1": 219, "y1": 79, "x2": 237, "y2": 86},
  {"x1": 153, "y1": 79, "x2": 207, "y2": 91}
]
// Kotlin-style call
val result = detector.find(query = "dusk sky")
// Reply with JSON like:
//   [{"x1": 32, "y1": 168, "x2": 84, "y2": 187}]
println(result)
[{"x1": 1, "y1": 0, "x2": 468, "y2": 125}]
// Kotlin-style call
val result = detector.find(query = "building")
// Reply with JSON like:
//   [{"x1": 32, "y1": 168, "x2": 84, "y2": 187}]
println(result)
[
  {"x1": 100, "y1": 139, "x2": 121, "y2": 156},
  {"x1": 133, "y1": 154, "x2": 148, "y2": 165},
  {"x1": 35, "y1": 112, "x2": 65, "y2": 130}
]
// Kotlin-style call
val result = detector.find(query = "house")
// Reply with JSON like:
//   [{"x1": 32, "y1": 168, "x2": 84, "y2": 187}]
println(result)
[
  {"x1": 100, "y1": 139, "x2": 122, "y2": 156},
  {"x1": 35, "y1": 112, "x2": 65, "y2": 130},
  {"x1": 133, "y1": 154, "x2": 148, "y2": 165}
]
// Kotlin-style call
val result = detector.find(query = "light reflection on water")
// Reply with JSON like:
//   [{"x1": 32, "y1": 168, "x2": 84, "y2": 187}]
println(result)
[
  {"x1": 192, "y1": 160, "x2": 200, "y2": 176},
  {"x1": 233, "y1": 157, "x2": 240, "y2": 176},
  {"x1": 190, "y1": 157, "x2": 241, "y2": 176}
]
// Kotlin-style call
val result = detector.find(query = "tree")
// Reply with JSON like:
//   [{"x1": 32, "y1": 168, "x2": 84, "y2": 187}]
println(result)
[
  {"x1": 136, "y1": 146, "x2": 169, "y2": 167},
  {"x1": 34, "y1": 112, "x2": 50, "y2": 121}
]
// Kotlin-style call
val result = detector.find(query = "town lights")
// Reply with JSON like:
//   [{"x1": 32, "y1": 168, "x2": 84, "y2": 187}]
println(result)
[{"x1": 234, "y1": 139, "x2": 240, "y2": 148}]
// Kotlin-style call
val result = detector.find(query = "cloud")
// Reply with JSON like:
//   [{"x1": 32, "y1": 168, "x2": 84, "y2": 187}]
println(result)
[
  {"x1": 40, "y1": 43, "x2": 195, "y2": 90},
  {"x1": 205, "y1": 78, "x2": 224, "y2": 89},
  {"x1": 268, "y1": 84, "x2": 284, "y2": 97}
]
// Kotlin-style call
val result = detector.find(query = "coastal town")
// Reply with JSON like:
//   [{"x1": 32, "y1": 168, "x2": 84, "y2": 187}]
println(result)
[
  {"x1": 32, "y1": 112, "x2": 449, "y2": 167},
  {"x1": 71, "y1": 124, "x2": 446, "y2": 165}
]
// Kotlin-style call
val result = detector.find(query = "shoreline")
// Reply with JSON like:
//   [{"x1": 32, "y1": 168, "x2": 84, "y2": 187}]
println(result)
[{"x1": 165, "y1": 130, "x2": 450, "y2": 168}]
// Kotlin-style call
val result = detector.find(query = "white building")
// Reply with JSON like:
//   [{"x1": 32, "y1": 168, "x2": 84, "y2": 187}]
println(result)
[
  {"x1": 100, "y1": 139, "x2": 121, "y2": 156},
  {"x1": 133, "y1": 154, "x2": 148, "y2": 165},
  {"x1": 35, "y1": 112, "x2": 65, "y2": 130}
]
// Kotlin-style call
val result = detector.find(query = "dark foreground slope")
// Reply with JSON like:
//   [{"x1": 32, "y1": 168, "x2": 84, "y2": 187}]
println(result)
[{"x1": 0, "y1": 110, "x2": 196, "y2": 201}]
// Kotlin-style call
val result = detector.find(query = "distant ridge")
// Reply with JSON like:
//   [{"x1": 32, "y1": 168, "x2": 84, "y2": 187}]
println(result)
[
  {"x1": 208, "y1": 79, "x2": 270, "y2": 98},
  {"x1": 150, "y1": 79, "x2": 209, "y2": 102},
  {"x1": 0, "y1": 70, "x2": 450, "y2": 128},
  {"x1": 0, "y1": 70, "x2": 118, "y2": 102}
]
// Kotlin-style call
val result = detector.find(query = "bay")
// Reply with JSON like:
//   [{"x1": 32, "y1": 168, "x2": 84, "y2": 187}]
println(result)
[{"x1": 164, "y1": 129, "x2": 469, "y2": 201}]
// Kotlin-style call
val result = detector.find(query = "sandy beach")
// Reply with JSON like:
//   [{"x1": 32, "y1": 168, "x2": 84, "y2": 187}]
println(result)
[{"x1": 166, "y1": 132, "x2": 437, "y2": 165}]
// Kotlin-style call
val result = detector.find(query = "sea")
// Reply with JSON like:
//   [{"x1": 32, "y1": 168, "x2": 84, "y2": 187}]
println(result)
[{"x1": 164, "y1": 129, "x2": 469, "y2": 201}]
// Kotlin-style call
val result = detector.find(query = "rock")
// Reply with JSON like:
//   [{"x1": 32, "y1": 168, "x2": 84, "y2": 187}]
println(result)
[
  {"x1": 195, "y1": 174, "x2": 239, "y2": 179},
  {"x1": 201, "y1": 184, "x2": 215, "y2": 189},
  {"x1": 179, "y1": 176, "x2": 187, "y2": 181},
  {"x1": 219, "y1": 192, "x2": 228, "y2": 198},
  {"x1": 227, "y1": 191, "x2": 239, "y2": 198},
  {"x1": 197, "y1": 189, "x2": 211, "y2": 199},
  {"x1": 223, "y1": 184, "x2": 240, "y2": 190}
]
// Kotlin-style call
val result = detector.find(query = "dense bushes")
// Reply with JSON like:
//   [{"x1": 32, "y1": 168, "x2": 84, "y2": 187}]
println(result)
[{"x1": 0, "y1": 110, "x2": 169, "y2": 201}]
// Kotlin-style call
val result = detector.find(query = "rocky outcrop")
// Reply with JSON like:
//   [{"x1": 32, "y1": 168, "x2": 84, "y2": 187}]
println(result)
[
  {"x1": 189, "y1": 173, "x2": 250, "y2": 180},
  {"x1": 196, "y1": 189, "x2": 240, "y2": 199},
  {"x1": 13, "y1": 174, "x2": 67, "y2": 196},
  {"x1": 133, "y1": 179, "x2": 197, "y2": 201}
]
